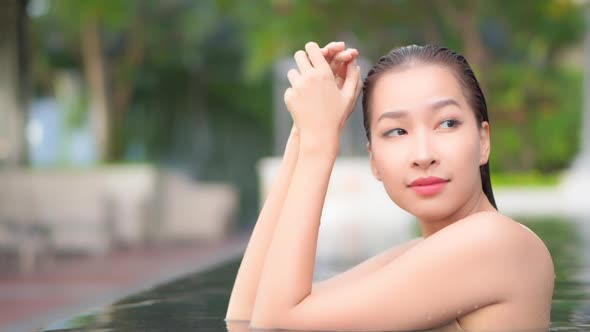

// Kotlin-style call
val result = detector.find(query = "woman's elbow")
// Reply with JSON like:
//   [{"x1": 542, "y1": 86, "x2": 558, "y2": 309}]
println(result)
[
  {"x1": 250, "y1": 309, "x2": 285, "y2": 330},
  {"x1": 225, "y1": 306, "x2": 252, "y2": 322}
]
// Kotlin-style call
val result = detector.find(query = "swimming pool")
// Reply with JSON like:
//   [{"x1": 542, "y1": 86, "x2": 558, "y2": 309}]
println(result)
[{"x1": 42, "y1": 216, "x2": 590, "y2": 331}]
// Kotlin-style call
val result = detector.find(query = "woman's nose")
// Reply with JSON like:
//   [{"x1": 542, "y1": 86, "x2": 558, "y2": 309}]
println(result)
[{"x1": 411, "y1": 131, "x2": 438, "y2": 169}]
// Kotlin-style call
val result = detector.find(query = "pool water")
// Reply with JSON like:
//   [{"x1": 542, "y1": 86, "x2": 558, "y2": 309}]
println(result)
[{"x1": 42, "y1": 216, "x2": 590, "y2": 331}]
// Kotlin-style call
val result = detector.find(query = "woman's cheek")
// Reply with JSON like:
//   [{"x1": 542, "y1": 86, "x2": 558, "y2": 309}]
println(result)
[
  {"x1": 448, "y1": 137, "x2": 482, "y2": 196},
  {"x1": 441, "y1": 127, "x2": 479, "y2": 163},
  {"x1": 373, "y1": 147, "x2": 409, "y2": 203},
  {"x1": 374, "y1": 143, "x2": 406, "y2": 178}
]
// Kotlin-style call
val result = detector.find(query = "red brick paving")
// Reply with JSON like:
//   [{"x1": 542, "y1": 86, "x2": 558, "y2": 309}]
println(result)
[{"x1": 0, "y1": 232, "x2": 249, "y2": 332}]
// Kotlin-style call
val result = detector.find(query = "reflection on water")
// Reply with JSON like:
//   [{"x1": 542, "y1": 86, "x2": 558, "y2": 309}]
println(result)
[{"x1": 43, "y1": 216, "x2": 589, "y2": 332}]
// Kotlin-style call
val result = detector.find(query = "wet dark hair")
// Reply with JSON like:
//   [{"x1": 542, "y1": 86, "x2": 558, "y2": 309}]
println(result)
[{"x1": 361, "y1": 44, "x2": 497, "y2": 210}]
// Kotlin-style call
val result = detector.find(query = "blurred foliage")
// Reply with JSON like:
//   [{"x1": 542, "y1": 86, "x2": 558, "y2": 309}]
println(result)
[
  {"x1": 491, "y1": 171, "x2": 562, "y2": 188},
  {"x1": 28, "y1": 0, "x2": 587, "y2": 224},
  {"x1": 30, "y1": 0, "x2": 274, "y2": 225},
  {"x1": 487, "y1": 66, "x2": 583, "y2": 172},
  {"x1": 220, "y1": 0, "x2": 585, "y2": 76},
  {"x1": 220, "y1": 0, "x2": 586, "y2": 174}
]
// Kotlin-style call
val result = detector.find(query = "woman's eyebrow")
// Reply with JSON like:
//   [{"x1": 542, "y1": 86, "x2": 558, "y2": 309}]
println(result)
[
  {"x1": 430, "y1": 98, "x2": 461, "y2": 111},
  {"x1": 377, "y1": 98, "x2": 461, "y2": 123},
  {"x1": 377, "y1": 110, "x2": 408, "y2": 122}
]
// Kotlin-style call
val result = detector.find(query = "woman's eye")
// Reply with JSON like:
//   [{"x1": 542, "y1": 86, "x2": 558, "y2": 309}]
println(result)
[
  {"x1": 384, "y1": 128, "x2": 407, "y2": 137},
  {"x1": 439, "y1": 119, "x2": 460, "y2": 129}
]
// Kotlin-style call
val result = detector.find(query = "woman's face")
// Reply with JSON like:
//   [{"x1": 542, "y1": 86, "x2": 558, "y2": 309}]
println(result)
[{"x1": 367, "y1": 64, "x2": 490, "y2": 221}]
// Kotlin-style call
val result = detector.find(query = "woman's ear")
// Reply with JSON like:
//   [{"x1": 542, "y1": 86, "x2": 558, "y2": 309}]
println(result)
[
  {"x1": 367, "y1": 142, "x2": 382, "y2": 181},
  {"x1": 479, "y1": 121, "x2": 491, "y2": 165}
]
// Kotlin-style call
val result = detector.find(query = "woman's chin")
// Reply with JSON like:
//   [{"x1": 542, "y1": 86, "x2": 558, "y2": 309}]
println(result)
[{"x1": 403, "y1": 201, "x2": 457, "y2": 223}]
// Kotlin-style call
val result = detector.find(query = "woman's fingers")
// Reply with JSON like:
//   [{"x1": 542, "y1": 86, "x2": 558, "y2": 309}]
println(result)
[
  {"x1": 355, "y1": 65, "x2": 363, "y2": 96},
  {"x1": 328, "y1": 51, "x2": 347, "y2": 87},
  {"x1": 287, "y1": 68, "x2": 301, "y2": 88},
  {"x1": 284, "y1": 87, "x2": 294, "y2": 108},
  {"x1": 321, "y1": 41, "x2": 346, "y2": 60},
  {"x1": 285, "y1": 42, "x2": 363, "y2": 138},
  {"x1": 331, "y1": 50, "x2": 359, "y2": 89},
  {"x1": 290, "y1": 123, "x2": 299, "y2": 137},
  {"x1": 330, "y1": 60, "x2": 342, "y2": 84},
  {"x1": 292, "y1": 42, "x2": 361, "y2": 94},
  {"x1": 335, "y1": 76, "x2": 344, "y2": 89},
  {"x1": 342, "y1": 60, "x2": 361, "y2": 99},
  {"x1": 304, "y1": 42, "x2": 331, "y2": 72},
  {"x1": 334, "y1": 48, "x2": 358, "y2": 62},
  {"x1": 294, "y1": 50, "x2": 312, "y2": 73}
]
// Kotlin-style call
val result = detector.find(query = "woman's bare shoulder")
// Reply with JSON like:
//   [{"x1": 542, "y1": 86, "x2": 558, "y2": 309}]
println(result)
[
  {"x1": 440, "y1": 212, "x2": 555, "y2": 327},
  {"x1": 443, "y1": 211, "x2": 555, "y2": 286},
  {"x1": 395, "y1": 212, "x2": 549, "y2": 272},
  {"x1": 456, "y1": 211, "x2": 551, "y2": 253}
]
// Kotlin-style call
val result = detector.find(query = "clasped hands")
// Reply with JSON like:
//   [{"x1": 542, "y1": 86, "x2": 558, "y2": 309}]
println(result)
[{"x1": 285, "y1": 41, "x2": 362, "y2": 153}]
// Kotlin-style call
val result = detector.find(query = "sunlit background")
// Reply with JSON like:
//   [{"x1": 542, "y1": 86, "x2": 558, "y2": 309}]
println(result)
[{"x1": 0, "y1": 0, "x2": 589, "y2": 331}]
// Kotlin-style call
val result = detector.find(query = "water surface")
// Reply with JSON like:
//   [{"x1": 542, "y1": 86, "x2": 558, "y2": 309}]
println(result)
[{"x1": 42, "y1": 216, "x2": 590, "y2": 331}]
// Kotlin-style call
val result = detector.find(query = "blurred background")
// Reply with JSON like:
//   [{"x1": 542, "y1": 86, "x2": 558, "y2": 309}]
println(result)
[{"x1": 0, "y1": 0, "x2": 589, "y2": 330}]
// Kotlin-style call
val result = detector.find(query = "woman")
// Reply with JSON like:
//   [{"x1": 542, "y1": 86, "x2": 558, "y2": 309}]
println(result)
[{"x1": 225, "y1": 41, "x2": 555, "y2": 331}]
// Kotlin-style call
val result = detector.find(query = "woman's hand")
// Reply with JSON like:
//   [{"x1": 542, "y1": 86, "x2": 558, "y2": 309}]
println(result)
[
  {"x1": 289, "y1": 123, "x2": 300, "y2": 140},
  {"x1": 287, "y1": 42, "x2": 358, "y2": 144},
  {"x1": 284, "y1": 42, "x2": 361, "y2": 152},
  {"x1": 321, "y1": 41, "x2": 359, "y2": 89}
]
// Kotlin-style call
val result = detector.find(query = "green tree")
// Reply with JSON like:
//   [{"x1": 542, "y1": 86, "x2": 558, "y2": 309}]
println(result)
[
  {"x1": 45, "y1": 0, "x2": 138, "y2": 161},
  {"x1": 223, "y1": 0, "x2": 585, "y2": 172}
]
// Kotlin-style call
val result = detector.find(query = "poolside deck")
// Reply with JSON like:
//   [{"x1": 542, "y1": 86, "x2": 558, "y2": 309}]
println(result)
[{"x1": 0, "y1": 233, "x2": 249, "y2": 332}]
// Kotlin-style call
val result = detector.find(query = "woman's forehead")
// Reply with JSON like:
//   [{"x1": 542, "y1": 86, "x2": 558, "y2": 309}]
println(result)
[{"x1": 370, "y1": 65, "x2": 467, "y2": 116}]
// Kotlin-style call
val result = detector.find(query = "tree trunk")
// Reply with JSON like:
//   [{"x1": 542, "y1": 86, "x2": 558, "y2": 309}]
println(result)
[
  {"x1": 438, "y1": 0, "x2": 489, "y2": 70},
  {"x1": 461, "y1": 1, "x2": 488, "y2": 70},
  {"x1": 81, "y1": 17, "x2": 110, "y2": 162},
  {"x1": 110, "y1": 14, "x2": 145, "y2": 161},
  {"x1": 0, "y1": 0, "x2": 29, "y2": 167}
]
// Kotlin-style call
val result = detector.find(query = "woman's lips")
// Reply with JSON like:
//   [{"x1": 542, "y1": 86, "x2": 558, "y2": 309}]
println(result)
[{"x1": 409, "y1": 176, "x2": 449, "y2": 196}]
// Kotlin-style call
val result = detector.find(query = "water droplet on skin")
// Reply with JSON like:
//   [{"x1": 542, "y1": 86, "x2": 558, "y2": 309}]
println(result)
[{"x1": 457, "y1": 310, "x2": 462, "y2": 315}]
